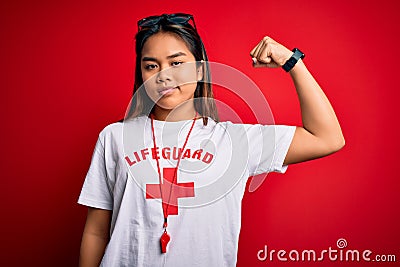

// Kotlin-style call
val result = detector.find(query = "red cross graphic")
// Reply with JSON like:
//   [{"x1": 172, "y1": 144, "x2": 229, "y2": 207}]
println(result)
[{"x1": 146, "y1": 167, "x2": 195, "y2": 215}]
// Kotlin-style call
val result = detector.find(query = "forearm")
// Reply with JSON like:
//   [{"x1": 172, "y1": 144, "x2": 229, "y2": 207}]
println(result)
[
  {"x1": 79, "y1": 232, "x2": 109, "y2": 267},
  {"x1": 290, "y1": 60, "x2": 345, "y2": 150}
]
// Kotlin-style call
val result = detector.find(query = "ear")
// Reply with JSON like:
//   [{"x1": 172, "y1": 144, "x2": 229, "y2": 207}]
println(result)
[{"x1": 196, "y1": 64, "x2": 204, "y2": 81}]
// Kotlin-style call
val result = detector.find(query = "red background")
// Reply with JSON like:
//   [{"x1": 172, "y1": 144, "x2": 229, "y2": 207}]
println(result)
[{"x1": 1, "y1": 0, "x2": 399, "y2": 266}]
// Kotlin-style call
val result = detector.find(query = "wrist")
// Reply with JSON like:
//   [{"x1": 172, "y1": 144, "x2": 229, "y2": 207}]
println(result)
[
  {"x1": 289, "y1": 59, "x2": 308, "y2": 79},
  {"x1": 282, "y1": 48, "x2": 305, "y2": 72}
]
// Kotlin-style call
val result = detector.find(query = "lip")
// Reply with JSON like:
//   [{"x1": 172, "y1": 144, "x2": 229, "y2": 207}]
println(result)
[{"x1": 158, "y1": 86, "x2": 179, "y2": 96}]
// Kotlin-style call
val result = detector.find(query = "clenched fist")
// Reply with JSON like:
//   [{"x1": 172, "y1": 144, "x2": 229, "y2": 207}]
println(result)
[{"x1": 250, "y1": 36, "x2": 293, "y2": 68}]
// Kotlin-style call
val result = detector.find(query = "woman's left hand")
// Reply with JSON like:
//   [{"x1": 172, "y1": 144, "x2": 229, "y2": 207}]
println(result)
[{"x1": 250, "y1": 36, "x2": 293, "y2": 68}]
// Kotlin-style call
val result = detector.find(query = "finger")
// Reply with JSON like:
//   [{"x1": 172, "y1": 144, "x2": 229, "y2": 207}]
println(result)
[
  {"x1": 258, "y1": 43, "x2": 273, "y2": 64},
  {"x1": 250, "y1": 43, "x2": 258, "y2": 56},
  {"x1": 250, "y1": 40, "x2": 263, "y2": 56},
  {"x1": 256, "y1": 40, "x2": 267, "y2": 59},
  {"x1": 254, "y1": 61, "x2": 280, "y2": 68},
  {"x1": 253, "y1": 61, "x2": 269, "y2": 68},
  {"x1": 252, "y1": 42, "x2": 269, "y2": 66},
  {"x1": 257, "y1": 36, "x2": 274, "y2": 62},
  {"x1": 250, "y1": 41, "x2": 263, "y2": 58},
  {"x1": 263, "y1": 36, "x2": 277, "y2": 45},
  {"x1": 252, "y1": 56, "x2": 263, "y2": 67},
  {"x1": 252, "y1": 56, "x2": 271, "y2": 67},
  {"x1": 253, "y1": 40, "x2": 270, "y2": 64},
  {"x1": 251, "y1": 36, "x2": 271, "y2": 57},
  {"x1": 253, "y1": 60, "x2": 277, "y2": 68},
  {"x1": 259, "y1": 56, "x2": 272, "y2": 64}
]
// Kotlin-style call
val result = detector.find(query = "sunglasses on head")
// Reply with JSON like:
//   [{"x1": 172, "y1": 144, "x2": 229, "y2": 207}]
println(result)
[{"x1": 137, "y1": 13, "x2": 196, "y2": 31}]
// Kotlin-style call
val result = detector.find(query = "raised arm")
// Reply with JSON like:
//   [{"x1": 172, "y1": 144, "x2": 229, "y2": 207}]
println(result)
[{"x1": 250, "y1": 36, "x2": 345, "y2": 165}]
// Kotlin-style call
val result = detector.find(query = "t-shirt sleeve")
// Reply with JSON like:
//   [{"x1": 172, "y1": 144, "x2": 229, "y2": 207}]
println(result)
[
  {"x1": 78, "y1": 134, "x2": 113, "y2": 210},
  {"x1": 247, "y1": 124, "x2": 296, "y2": 176}
]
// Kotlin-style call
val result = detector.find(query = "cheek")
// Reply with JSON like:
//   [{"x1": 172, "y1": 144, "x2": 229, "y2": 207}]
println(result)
[
  {"x1": 141, "y1": 69, "x2": 152, "y2": 83},
  {"x1": 143, "y1": 84, "x2": 158, "y2": 102},
  {"x1": 179, "y1": 81, "x2": 198, "y2": 96},
  {"x1": 174, "y1": 65, "x2": 198, "y2": 86},
  {"x1": 140, "y1": 72, "x2": 158, "y2": 100}
]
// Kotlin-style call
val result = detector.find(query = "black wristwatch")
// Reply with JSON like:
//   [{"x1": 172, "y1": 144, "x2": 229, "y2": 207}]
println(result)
[{"x1": 282, "y1": 48, "x2": 305, "y2": 72}]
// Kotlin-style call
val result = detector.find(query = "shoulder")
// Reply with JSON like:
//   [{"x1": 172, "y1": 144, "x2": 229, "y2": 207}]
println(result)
[
  {"x1": 216, "y1": 120, "x2": 295, "y2": 136},
  {"x1": 218, "y1": 120, "x2": 293, "y2": 129},
  {"x1": 96, "y1": 116, "x2": 147, "y2": 148},
  {"x1": 99, "y1": 116, "x2": 146, "y2": 137},
  {"x1": 214, "y1": 120, "x2": 257, "y2": 131},
  {"x1": 98, "y1": 121, "x2": 123, "y2": 140}
]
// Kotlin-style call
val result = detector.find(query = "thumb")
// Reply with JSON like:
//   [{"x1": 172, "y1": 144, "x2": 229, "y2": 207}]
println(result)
[{"x1": 252, "y1": 57, "x2": 274, "y2": 68}]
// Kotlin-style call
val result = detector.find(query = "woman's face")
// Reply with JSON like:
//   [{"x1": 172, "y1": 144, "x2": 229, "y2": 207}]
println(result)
[{"x1": 141, "y1": 32, "x2": 202, "y2": 111}]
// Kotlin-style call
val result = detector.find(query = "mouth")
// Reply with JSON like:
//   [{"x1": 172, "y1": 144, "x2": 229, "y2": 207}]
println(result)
[{"x1": 158, "y1": 86, "x2": 179, "y2": 96}]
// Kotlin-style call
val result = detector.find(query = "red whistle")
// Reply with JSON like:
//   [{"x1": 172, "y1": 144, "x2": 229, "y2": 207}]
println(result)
[{"x1": 160, "y1": 231, "x2": 170, "y2": 253}]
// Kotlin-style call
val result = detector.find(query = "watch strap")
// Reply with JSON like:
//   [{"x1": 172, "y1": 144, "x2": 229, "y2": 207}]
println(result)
[{"x1": 282, "y1": 48, "x2": 305, "y2": 72}]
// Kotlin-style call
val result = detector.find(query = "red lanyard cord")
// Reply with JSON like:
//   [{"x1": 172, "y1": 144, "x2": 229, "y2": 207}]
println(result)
[{"x1": 150, "y1": 113, "x2": 198, "y2": 229}]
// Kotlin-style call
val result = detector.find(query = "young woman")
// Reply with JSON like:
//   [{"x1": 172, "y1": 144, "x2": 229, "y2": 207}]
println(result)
[{"x1": 78, "y1": 13, "x2": 344, "y2": 267}]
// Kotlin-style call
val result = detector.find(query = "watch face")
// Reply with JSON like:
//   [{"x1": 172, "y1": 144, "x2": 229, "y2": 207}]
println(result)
[
  {"x1": 288, "y1": 57, "x2": 297, "y2": 65},
  {"x1": 283, "y1": 49, "x2": 304, "y2": 72},
  {"x1": 294, "y1": 48, "x2": 305, "y2": 59},
  {"x1": 292, "y1": 49, "x2": 305, "y2": 60}
]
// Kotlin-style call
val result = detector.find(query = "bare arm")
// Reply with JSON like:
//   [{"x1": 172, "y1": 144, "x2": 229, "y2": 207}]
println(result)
[
  {"x1": 250, "y1": 37, "x2": 345, "y2": 165},
  {"x1": 79, "y1": 207, "x2": 112, "y2": 267}
]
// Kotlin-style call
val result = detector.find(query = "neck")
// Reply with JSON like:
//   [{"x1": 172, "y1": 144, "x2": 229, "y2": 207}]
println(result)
[{"x1": 152, "y1": 102, "x2": 197, "y2": 122}]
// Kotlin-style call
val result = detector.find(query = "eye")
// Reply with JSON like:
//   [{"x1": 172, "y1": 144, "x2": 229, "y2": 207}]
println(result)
[
  {"x1": 171, "y1": 61, "x2": 183, "y2": 67},
  {"x1": 144, "y1": 64, "x2": 158, "y2": 70}
]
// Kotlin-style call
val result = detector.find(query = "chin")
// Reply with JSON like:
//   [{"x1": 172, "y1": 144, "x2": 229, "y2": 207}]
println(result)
[
  {"x1": 156, "y1": 98, "x2": 195, "y2": 112},
  {"x1": 155, "y1": 101, "x2": 181, "y2": 111}
]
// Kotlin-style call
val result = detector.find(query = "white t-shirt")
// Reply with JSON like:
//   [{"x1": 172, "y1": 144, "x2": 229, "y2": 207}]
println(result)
[{"x1": 78, "y1": 116, "x2": 295, "y2": 267}]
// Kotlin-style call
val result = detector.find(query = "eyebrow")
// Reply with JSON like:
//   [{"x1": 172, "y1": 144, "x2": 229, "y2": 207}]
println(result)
[{"x1": 142, "y1": 52, "x2": 188, "y2": 62}]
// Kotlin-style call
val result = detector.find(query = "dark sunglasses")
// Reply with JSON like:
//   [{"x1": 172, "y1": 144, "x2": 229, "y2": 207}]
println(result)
[{"x1": 137, "y1": 13, "x2": 196, "y2": 31}]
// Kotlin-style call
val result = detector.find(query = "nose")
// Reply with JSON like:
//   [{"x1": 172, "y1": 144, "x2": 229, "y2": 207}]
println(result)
[{"x1": 156, "y1": 67, "x2": 172, "y2": 83}]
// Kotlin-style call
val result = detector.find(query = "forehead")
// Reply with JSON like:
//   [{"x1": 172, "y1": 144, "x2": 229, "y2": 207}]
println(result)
[{"x1": 141, "y1": 32, "x2": 194, "y2": 58}]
